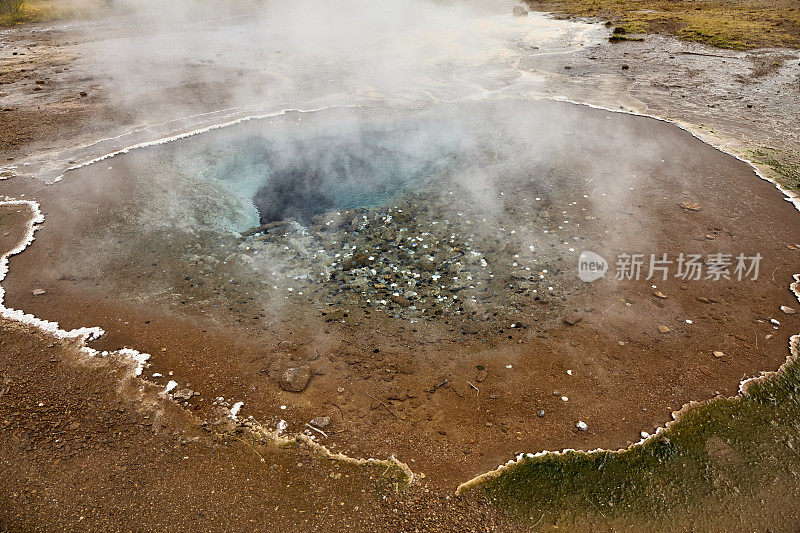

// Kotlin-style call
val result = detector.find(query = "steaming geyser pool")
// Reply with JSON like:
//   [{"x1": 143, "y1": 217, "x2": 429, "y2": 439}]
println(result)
[
  {"x1": 3, "y1": 99, "x2": 800, "y2": 485},
  {"x1": 38, "y1": 101, "x2": 613, "y2": 326}
]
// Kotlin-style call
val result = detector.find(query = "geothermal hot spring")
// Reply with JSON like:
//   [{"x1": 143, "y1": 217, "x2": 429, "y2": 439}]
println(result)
[{"x1": 2, "y1": 2, "x2": 800, "y2": 487}]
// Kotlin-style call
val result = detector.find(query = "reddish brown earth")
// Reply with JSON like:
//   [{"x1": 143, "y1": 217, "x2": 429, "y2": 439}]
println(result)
[
  {"x1": 0, "y1": 316, "x2": 512, "y2": 531},
  {"x1": 2, "y1": 14, "x2": 800, "y2": 532}
]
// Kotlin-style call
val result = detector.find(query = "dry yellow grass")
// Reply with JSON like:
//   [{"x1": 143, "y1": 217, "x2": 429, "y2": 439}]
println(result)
[
  {"x1": 525, "y1": 0, "x2": 800, "y2": 49},
  {"x1": 0, "y1": 0, "x2": 109, "y2": 26}
]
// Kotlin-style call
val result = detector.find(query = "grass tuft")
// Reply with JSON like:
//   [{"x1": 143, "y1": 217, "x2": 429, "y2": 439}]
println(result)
[
  {"x1": 0, "y1": 0, "x2": 111, "y2": 26},
  {"x1": 0, "y1": 1, "x2": 41, "y2": 25},
  {"x1": 524, "y1": 0, "x2": 800, "y2": 49},
  {"x1": 750, "y1": 149, "x2": 800, "y2": 190},
  {"x1": 460, "y1": 338, "x2": 800, "y2": 528}
]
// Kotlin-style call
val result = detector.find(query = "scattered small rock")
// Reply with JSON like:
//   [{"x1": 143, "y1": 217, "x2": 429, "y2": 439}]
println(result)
[
  {"x1": 576, "y1": 421, "x2": 588, "y2": 431},
  {"x1": 460, "y1": 322, "x2": 481, "y2": 334},
  {"x1": 563, "y1": 314, "x2": 583, "y2": 325},
  {"x1": 537, "y1": 409, "x2": 546, "y2": 418},
  {"x1": 172, "y1": 388, "x2": 193, "y2": 401},
  {"x1": 310, "y1": 416, "x2": 330, "y2": 428},
  {"x1": 32, "y1": 289, "x2": 46, "y2": 296},
  {"x1": 390, "y1": 294, "x2": 410, "y2": 307},
  {"x1": 621, "y1": 64, "x2": 629, "y2": 70},
  {"x1": 658, "y1": 325, "x2": 671, "y2": 334},
  {"x1": 652, "y1": 290, "x2": 667, "y2": 299},
  {"x1": 79, "y1": 91, "x2": 88, "y2": 97},
  {"x1": 712, "y1": 351, "x2": 725, "y2": 358},
  {"x1": 679, "y1": 201, "x2": 701, "y2": 212},
  {"x1": 475, "y1": 370, "x2": 487, "y2": 382},
  {"x1": 512, "y1": 5, "x2": 528, "y2": 16},
  {"x1": 279, "y1": 366, "x2": 311, "y2": 392},
  {"x1": 781, "y1": 305, "x2": 796, "y2": 314},
  {"x1": 322, "y1": 308, "x2": 347, "y2": 322}
]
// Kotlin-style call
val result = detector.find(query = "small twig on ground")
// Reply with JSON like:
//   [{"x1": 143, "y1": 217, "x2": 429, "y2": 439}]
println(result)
[
  {"x1": 677, "y1": 51, "x2": 737, "y2": 59},
  {"x1": 305, "y1": 423, "x2": 328, "y2": 438},
  {"x1": 365, "y1": 392, "x2": 398, "y2": 419},
  {"x1": 323, "y1": 400, "x2": 345, "y2": 420},
  {"x1": 228, "y1": 434, "x2": 266, "y2": 463},
  {"x1": 467, "y1": 381, "x2": 480, "y2": 396},
  {"x1": 599, "y1": 451, "x2": 610, "y2": 471}
]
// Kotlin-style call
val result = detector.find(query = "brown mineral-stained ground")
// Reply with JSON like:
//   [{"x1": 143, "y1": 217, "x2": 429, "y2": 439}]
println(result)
[
  {"x1": 4, "y1": 101, "x2": 800, "y2": 490},
  {"x1": 0, "y1": 315, "x2": 513, "y2": 531},
  {"x1": 1, "y1": 11, "x2": 800, "y2": 532}
]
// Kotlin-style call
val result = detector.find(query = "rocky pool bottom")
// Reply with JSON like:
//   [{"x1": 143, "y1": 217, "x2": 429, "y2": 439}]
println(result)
[
  {"x1": 203, "y1": 170, "x2": 587, "y2": 335},
  {"x1": 42, "y1": 102, "x2": 616, "y2": 336}
]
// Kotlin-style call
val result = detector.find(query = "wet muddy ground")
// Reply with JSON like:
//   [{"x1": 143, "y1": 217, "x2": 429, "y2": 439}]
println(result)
[
  {"x1": 0, "y1": 316, "x2": 515, "y2": 531},
  {"x1": 3, "y1": 100, "x2": 799, "y2": 489},
  {"x1": 2, "y1": 7, "x2": 800, "y2": 531}
]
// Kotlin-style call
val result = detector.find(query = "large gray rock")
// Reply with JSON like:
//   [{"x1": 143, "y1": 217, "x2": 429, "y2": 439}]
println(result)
[{"x1": 280, "y1": 366, "x2": 311, "y2": 392}]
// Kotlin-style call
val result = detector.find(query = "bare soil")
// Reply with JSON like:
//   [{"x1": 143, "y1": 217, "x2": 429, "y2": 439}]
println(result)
[
  {"x1": 2, "y1": 13, "x2": 800, "y2": 532},
  {"x1": 0, "y1": 317, "x2": 513, "y2": 531}
]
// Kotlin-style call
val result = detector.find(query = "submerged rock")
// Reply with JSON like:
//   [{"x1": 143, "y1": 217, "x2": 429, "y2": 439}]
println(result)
[{"x1": 391, "y1": 294, "x2": 411, "y2": 307}]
